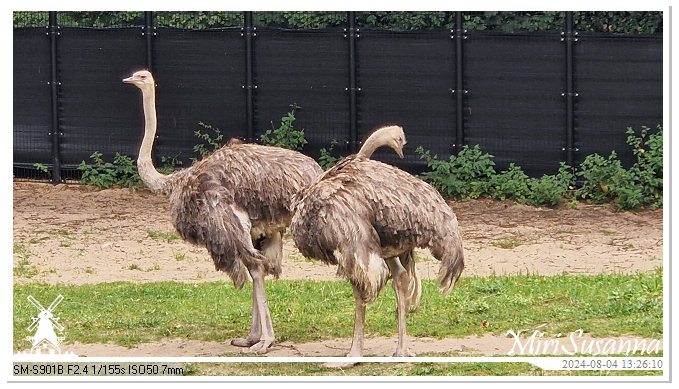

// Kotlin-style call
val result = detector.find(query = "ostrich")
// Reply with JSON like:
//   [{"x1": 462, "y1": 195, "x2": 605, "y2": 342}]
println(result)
[
  {"x1": 290, "y1": 125, "x2": 464, "y2": 365},
  {"x1": 123, "y1": 70, "x2": 322, "y2": 354}
]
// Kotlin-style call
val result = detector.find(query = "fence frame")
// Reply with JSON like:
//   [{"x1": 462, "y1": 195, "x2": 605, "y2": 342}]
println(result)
[{"x1": 15, "y1": 11, "x2": 661, "y2": 184}]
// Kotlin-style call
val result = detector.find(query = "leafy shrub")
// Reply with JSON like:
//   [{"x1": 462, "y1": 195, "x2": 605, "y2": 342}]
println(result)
[
  {"x1": 318, "y1": 140, "x2": 342, "y2": 170},
  {"x1": 575, "y1": 126, "x2": 662, "y2": 210},
  {"x1": 13, "y1": 11, "x2": 662, "y2": 34},
  {"x1": 416, "y1": 125, "x2": 661, "y2": 210},
  {"x1": 192, "y1": 122, "x2": 224, "y2": 162},
  {"x1": 416, "y1": 145, "x2": 495, "y2": 199},
  {"x1": 489, "y1": 163, "x2": 530, "y2": 201},
  {"x1": 78, "y1": 152, "x2": 143, "y2": 189},
  {"x1": 158, "y1": 155, "x2": 184, "y2": 175},
  {"x1": 526, "y1": 163, "x2": 575, "y2": 207},
  {"x1": 260, "y1": 104, "x2": 308, "y2": 151},
  {"x1": 626, "y1": 125, "x2": 663, "y2": 209},
  {"x1": 576, "y1": 151, "x2": 629, "y2": 203}
]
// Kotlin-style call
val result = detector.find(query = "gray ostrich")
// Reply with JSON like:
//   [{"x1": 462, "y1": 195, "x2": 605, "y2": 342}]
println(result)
[
  {"x1": 123, "y1": 70, "x2": 322, "y2": 354},
  {"x1": 290, "y1": 125, "x2": 464, "y2": 366}
]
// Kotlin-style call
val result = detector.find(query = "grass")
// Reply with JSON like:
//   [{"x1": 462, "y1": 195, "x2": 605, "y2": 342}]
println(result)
[
  {"x1": 13, "y1": 243, "x2": 38, "y2": 279},
  {"x1": 147, "y1": 230, "x2": 181, "y2": 242},
  {"x1": 491, "y1": 235, "x2": 523, "y2": 249},
  {"x1": 13, "y1": 270, "x2": 662, "y2": 351}
]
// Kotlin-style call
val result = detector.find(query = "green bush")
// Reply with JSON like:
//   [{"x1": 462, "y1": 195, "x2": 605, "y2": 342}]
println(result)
[
  {"x1": 78, "y1": 152, "x2": 143, "y2": 189},
  {"x1": 259, "y1": 104, "x2": 308, "y2": 151},
  {"x1": 318, "y1": 140, "x2": 342, "y2": 170},
  {"x1": 489, "y1": 163, "x2": 530, "y2": 201},
  {"x1": 192, "y1": 122, "x2": 224, "y2": 163},
  {"x1": 416, "y1": 125, "x2": 662, "y2": 210},
  {"x1": 576, "y1": 126, "x2": 663, "y2": 210},
  {"x1": 416, "y1": 145, "x2": 495, "y2": 199},
  {"x1": 13, "y1": 11, "x2": 662, "y2": 34},
  {"x1": 526, "y1": 163, "x2": 575, "y2": 207}
]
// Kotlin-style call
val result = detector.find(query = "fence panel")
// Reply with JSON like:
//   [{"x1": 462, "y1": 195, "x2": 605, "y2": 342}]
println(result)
[
  {"x1": 57, "y1": 27, "x2": 146, "y2": 167},
  {"x1": 357, "y1": 29, "x2": 456, "y2": 171},
  {"x1": 12, "y1": 21, "x2": 664, "y2": 180},
  {"x1": 464, "y1": 32, "x2": 567, "y2": 176},
  {"x1": 253, "y1": 28, "x2": 350, "y2": 158},
  {"x1": 152, "y1": 27, "x2": 246, "y2": 164},
  {"x1": 573, "y1": 32, "x2": 663, "y2": 168},
  {"x1": 13, "y1": 28, "x2": 52, "y2": 169}
]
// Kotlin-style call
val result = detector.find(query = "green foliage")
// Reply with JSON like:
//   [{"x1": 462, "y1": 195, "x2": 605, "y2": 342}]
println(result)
[
  {"x1": 318, "y1": 140, "x2": 342, "y2": 170},
  {"x1": 157, "y1": 155, "x2": 183, "y2": 175},
  {"x1": 573, "y1": 11, "x2": 663, "y2": 34},
  {"x1": 357, "y1": 11, "x2": 453, "y2": 30},
  {"x1": 192, "y1": 122, "x2": 224, "y2": 162},
  {"x1": 576, "y1": 151, "x2": 629, "y2": 203},
  {"x1": 416, "y1": 145, "x2": 495, "y2": 199},
  {"x1": 33, "y1": 163, "x2": 48, "y2": 173},
  {"x1": 259, "y1": 104, "x2": 308, "y2": 151},
  {"x1": 489, "y1": 163, "x2": 530, "y2": 201},
  {"x1": 417, "y1": 125, "x2": 661, "y2": 210},
  {"x1": 13, "y1": 271, "x2": 662, "y2": 350},
  {"x1": 254, "y1": 11, "x2": 346, "y2": 29},
  {"x1": 627, "y1": 125, "x2": 663, "y2": 208},
  {"x1": 77, "y1": 152, "x2": 143, "y2": 189},
  {"x1": 13, "y1": 11, "x2": 662, "y2": 34},
  {"x1": 526, "y1": 163, "x2": 576, "y2": 207},
  {"x1": 464, "y1": 11, "x2": 564, "y2": 32},
  {"x1": 576, "y1": 126, "x2": 663, "y2": 210}
]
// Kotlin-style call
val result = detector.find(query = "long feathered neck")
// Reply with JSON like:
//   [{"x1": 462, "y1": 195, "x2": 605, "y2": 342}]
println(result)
[
  {"x1": 137, "y1": 84, "x2": 171, "y2": 195},
  {"x1": 357, "y1": 128, "x2": 393, "y2": 158}
]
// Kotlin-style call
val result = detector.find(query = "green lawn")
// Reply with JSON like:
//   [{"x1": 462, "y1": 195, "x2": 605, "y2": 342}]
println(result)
[{"x1": 13, "y1": 270, "x2": 662, "y2": 351}]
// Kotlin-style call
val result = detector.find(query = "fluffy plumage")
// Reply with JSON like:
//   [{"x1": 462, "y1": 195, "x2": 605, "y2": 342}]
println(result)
[
  {"x1": 290, "y1": 125, "x2": 464, "y2": 361},
  {"x1": 124, "y1": 70, "x2": 322, "y2": 353}
]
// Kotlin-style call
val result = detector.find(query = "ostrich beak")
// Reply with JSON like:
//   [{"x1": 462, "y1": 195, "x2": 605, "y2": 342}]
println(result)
[
  {"x1": 394, "y1": 143, "x2": 404, "y2": 158},
  {"x1": 122, "y1": 76, "x2": 134, "y2": 84}
]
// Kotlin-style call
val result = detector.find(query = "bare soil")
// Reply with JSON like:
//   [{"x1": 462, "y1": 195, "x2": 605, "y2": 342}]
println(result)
[{"x1": 13, "y1": 181, "x2": 664, "y2": 357}]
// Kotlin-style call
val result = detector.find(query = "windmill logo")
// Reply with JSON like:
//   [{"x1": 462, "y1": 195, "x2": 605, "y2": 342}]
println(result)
[{"x1": 25, "y1": 295, "x2": 65, "y2": 351}]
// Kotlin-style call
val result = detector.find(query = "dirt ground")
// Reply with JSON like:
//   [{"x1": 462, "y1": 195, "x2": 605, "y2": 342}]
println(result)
[{"x1": 12, "y1": 181, "x2": 664, "y2": 357}]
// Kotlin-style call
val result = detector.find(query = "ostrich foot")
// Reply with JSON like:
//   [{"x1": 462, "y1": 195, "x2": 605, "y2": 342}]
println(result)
[
  {"x1": 393, "y1": 348, "x2": 416, "y2": 357},
  {"x1": 230, "y1": 337, "x2": 259, "y2": 348},
  {"x1": 240, "y1": 339, "x2": 274, "y2": 354}
]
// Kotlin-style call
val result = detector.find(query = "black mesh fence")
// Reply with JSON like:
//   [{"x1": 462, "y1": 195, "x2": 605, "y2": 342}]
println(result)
[
  {"x1": 573, "y1": 32, "x2": 663, "y2": 168},
  {"x1": 13, "y1": 12, "x2": 663, "y2": 183},
  {"x1": 253, "y1": 28, "x2": 350, "y2": 159},
  {"x1": 464, "y1": 31, "x2": 567, "y2": 176}
]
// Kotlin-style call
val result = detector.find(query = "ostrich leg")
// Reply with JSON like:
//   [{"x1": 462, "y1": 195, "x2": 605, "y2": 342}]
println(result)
[
  {"x1": 324, "y1": 282, "x2": 366, "y2": 368},
  {"x1": 386, "y1": 256, "x2": 415, "y2": 357},
  {"x1": 231, "y1": 232, "x2": 280, "y2": 352},
  {"x1": 230, "y1": 282, "x2": 262, "y2": 348}
]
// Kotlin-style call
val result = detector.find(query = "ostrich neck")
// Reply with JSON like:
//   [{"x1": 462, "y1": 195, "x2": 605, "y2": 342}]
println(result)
[
  {"x1": 137, "y1": 86, "x2": 170, "y2": 195},
  {"x1": 357, "y1": 132, "x2": 387, "y2": 158}
]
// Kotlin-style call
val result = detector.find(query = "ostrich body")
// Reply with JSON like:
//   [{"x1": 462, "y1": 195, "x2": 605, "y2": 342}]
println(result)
[
  {"x1": 123, "y1": 70, "x2": 322, "y2": 353},
  {"x1": 290, "y1": 125, "x2": 464, "y2": 363}
]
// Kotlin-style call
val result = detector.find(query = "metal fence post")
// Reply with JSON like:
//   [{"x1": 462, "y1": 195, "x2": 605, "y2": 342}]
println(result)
[
  {"x1": 143, "y1": 11, "x2": 155, "y2": 71},
  {"x1": 346, "y1": 11, "x2": 359, "y2": 152},
  {"x1": 562, "y1": 11, "x2": 578, "y2": 166},
  {"x1": 453, "y1": 11, "x2": 467, "y2": 154},
  {"x1": 48, "y1": 11, "x2": 62, "y2": 184},
  {"x1": 243, "y1": 11, "x2": 256, "y2": 142}
]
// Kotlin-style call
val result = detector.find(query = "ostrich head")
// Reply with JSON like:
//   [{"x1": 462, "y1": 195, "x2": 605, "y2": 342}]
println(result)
[
  {"x1": 359, "y1": 125, "x2": 407, "y2": 158},
  {"x1": 122, "y1": 70, "x2": 155, "y2": 91}
]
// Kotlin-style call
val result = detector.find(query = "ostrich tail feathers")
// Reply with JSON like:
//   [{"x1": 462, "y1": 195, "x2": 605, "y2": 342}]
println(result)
[
  {"x1": 433, "y1": 231, "x2": 465, "y2": 296},
  {"x1": 402, "y1": 251, "x2": 422, "y2": 313}
]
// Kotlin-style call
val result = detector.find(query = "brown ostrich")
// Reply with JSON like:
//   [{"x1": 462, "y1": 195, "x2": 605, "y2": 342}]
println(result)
[
  {"x1": 290, "y1": 125, "x2": 464, "y2": 365},
  {"x1": 123, "y1": 70, "x2": 322, "y2": 354}
]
